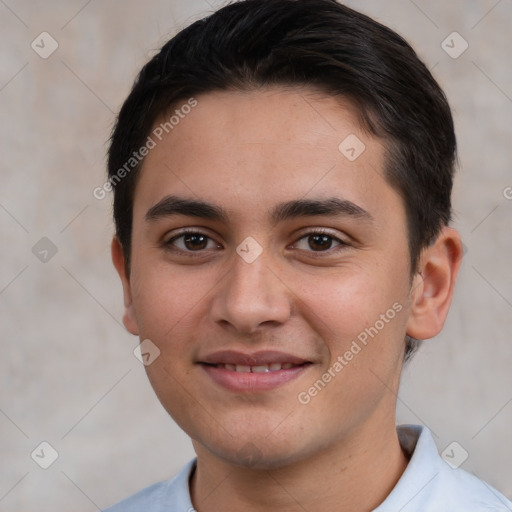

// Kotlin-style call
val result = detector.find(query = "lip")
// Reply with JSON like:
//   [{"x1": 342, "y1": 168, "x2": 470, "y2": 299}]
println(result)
[
  {"x1": 200, "y1": 364, "x2": 311, "y2": 392},
  {"x1": 198, "y1": 350, "x2": 312, "y2": 393}
]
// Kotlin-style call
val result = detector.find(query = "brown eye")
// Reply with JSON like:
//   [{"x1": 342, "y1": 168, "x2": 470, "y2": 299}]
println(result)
[
  {"x1": 308, "y1": 234, "x2": 334, "y2": 251},
  {"x1": 183, "y1": 233, "x2": 208, "y2": 250},
  {"x1": 167, "y1": 231, "x2": 219, "y2": 252},
  {"x1": 293, "y1": 231, "x2": 346, "y2": 253}
]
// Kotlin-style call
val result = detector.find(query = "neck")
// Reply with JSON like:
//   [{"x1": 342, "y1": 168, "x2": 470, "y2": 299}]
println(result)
[{"x1": 190, "y1": 415, "x2": 409, "y2": 512}]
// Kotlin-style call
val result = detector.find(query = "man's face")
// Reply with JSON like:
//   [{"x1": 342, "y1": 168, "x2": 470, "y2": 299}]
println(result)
[{"x1": 120, "y1": 88, "x2": 415, "y2": 468}]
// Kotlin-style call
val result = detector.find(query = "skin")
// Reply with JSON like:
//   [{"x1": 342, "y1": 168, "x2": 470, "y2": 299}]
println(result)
[{"x1": 112, "y1": 87, "x2": 462, "y2": 511}]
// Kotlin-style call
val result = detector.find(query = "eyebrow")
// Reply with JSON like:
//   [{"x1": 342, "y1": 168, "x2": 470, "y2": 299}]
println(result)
[
  {"x1": 145, "y1": 195, "x2": 373, "y2": 225},
  {"x1": 145, "y1": 195, "x2": 228, "y2": 223},
  {"x1": 270, "y1": 197, "x2": 373, "y2": 224}
]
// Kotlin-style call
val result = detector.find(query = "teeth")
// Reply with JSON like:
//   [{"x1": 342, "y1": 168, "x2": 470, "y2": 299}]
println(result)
[
  {"x1": 218, "y1": 363, "x2": 299, "y2": 372},
  {"x1": 252, "y1": 365, "x2": 270, "y2": 373}
]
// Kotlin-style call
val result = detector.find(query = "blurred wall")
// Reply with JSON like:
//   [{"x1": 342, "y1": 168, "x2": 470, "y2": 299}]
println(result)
[{"x1": 1, "y1": 0, "x2": 511, "y2": 510}]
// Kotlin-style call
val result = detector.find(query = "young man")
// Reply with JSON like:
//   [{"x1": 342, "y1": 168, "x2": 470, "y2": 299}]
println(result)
[{"x1": 105, "y1": 0, "x2": 512, "y2": 510}]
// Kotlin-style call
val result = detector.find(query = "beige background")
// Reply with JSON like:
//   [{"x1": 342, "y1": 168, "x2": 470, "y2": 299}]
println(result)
[{"x1": 1, "y1": 0, "x2": 511, "y2": 510}]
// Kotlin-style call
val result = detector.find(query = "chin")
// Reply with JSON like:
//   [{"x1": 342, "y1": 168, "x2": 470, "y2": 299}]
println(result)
[{"x1": 199, "y1": 431, "x2": 314, "y2": 471}]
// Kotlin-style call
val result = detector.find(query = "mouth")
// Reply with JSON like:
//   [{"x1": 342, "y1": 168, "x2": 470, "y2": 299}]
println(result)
[
  {"x1": 198, "y1": 350, "x2": 313, "y2": 392},
  {"x1": 208, "y1": 362, "x2": 301, "y2": 373}
]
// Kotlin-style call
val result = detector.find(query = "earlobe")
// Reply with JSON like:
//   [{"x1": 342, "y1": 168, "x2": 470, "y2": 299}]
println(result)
[
  {"x1": 111, "y1": 237, "x2": 139, "y2": 336},
  {"x1": 406, "y1": 227, "x2": 463, "y2": 341}
]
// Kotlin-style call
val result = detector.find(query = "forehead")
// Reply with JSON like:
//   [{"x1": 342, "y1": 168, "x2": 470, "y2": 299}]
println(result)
[{"x1": 132, "y1": 87, "x2": 402, "y2": 226}]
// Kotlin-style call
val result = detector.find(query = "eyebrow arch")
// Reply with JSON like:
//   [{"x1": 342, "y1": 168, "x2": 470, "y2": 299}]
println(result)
[
  {"x1": 145, "y1": 195, "x2": 229, "y2": 223},
  {"x1": 270, "y1": 198, "x2": 373, "y2": 225},
  {"x1": 145, "y1": 195, "x2": 373, "y2": 225}
]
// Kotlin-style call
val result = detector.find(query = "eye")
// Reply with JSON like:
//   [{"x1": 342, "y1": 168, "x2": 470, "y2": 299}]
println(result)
[
  {"x1": 293, "y1": 231, "x2": 346, "y2": 252},
  {"x1": 166, "y1": 231, "x2": 220, "y2": 252}
]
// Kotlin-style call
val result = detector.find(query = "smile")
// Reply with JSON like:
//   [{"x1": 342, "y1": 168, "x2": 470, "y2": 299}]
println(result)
[
  {"x1": 213, "y1": 362, "x2": 298, "y2": 373},
  {"x1": 198, "y1": 351, "x2": 313, "y2": 392}
]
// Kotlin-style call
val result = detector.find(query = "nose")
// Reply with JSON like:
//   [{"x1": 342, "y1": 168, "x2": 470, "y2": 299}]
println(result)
[{"x1": 210, "y1": 252, "x2": 292, "y2": 334}]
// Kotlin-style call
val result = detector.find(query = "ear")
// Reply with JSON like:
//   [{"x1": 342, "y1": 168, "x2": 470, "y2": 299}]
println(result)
[
  {"x1": 111, "y1": 237, "x2": 139, "y2": 336},
  {"x1": 406, "y1": 227, "x2": 463, "y2": 340}
]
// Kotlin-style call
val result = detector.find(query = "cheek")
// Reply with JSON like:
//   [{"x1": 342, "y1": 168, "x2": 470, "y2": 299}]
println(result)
[
  {"x1": 130, "y1": 263, "x2": 213, "y2": 431},
  {"x1": 290, "y1": 273, "x2": 407, "y2": 431},
  {"x1": 298, "y1": 268, "x2": 398, "y2": 335},
  {"x1": 130, "y1": 256, "x2": 216, "y2": 339},
  {"x1": 295, "y1": 261, "x2": 409, "y2": 381}
]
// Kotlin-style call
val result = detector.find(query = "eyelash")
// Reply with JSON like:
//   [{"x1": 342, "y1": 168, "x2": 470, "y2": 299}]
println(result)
[{"x1": 163, "y1": 228, "x2": 349, "y2": 256}]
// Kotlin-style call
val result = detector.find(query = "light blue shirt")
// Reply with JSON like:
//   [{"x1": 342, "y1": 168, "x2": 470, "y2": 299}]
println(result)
[{"x1": 104, "y1": 425, "x2": 512, "y2": 511}]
